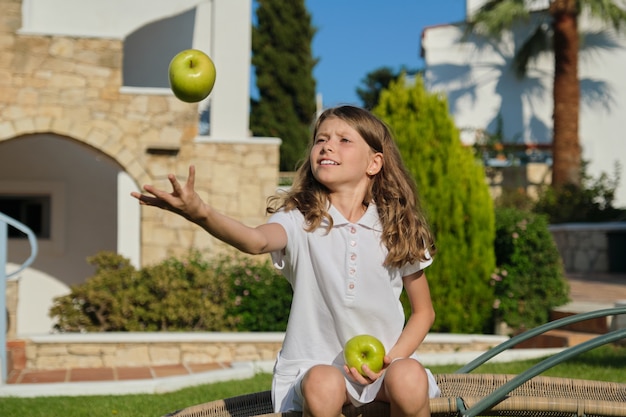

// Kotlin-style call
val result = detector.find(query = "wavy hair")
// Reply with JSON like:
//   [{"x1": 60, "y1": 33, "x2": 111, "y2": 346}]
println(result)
[{"x1": 267, "y1": 105, "x2": 435, "y2": 268}]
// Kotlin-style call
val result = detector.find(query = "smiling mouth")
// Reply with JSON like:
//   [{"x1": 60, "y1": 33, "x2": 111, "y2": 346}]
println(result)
[{"x1": 319, "y1": 160, "x2": 338, "y2": 166}]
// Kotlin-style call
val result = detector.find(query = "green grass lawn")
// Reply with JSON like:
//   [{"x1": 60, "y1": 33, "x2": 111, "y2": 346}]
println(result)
[{"x1": 2, "y1": 345, "x2": 625, "y2": 417}]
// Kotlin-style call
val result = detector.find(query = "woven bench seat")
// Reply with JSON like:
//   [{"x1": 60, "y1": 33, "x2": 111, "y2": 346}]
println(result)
[{"x1": 164, "y1": 373, "x2": 626, "y2": 417}]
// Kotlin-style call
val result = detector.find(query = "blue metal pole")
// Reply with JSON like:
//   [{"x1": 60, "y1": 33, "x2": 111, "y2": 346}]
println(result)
[{"x1": 0, "y1": 213, "x2": 38, "y2": 384}]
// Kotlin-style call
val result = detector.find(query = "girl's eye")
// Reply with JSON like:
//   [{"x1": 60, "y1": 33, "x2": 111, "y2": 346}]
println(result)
[{"x1": 315, "y1": 138, "x2": 326, "y2": 144}]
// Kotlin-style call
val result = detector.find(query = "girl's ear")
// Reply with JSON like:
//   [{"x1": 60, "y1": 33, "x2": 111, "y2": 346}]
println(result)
[{"x1": 367, "y1": 152, "x2": 383, "y2": 176}]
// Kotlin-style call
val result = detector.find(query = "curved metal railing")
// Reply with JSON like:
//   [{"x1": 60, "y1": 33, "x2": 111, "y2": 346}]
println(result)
[
  {"x1": 0, "y1": 212, "x2": 38, "y2": 383},
  {"x1": 455, "y1": 306, "x2": 626, "y2": 417}
]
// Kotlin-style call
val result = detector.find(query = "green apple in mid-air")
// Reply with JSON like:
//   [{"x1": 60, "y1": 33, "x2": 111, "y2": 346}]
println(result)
[
  {"x1": 168, "y1": 49, "x2": 216, "y2": 103},
  {"x1": 344, "y1": 334, "x2": 386, "y2": 376}
]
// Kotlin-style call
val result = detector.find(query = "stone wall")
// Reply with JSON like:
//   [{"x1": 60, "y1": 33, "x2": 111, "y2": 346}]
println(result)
[
  {"x1": 24, "y1": 334, "x2": 284, "y2": 370},
  {"x1": 5, "y1": 279, "x2": 18, "y2": 340},
  {"x1": 18, "y1": 333, "x2": 507, "y2": 371},
  {"x1": 550, "y1": 223, "x2": 626, "y2": 273}
]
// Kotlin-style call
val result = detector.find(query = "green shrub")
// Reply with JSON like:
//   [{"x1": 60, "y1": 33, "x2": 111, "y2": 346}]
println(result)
[
  {"x1": 50, "y1": 251, "x2": 292, "y2": 332},
  {"x1": 50, "y1": 252, "x2": 232, "y2": 332},
  {"x1": 533, "y1": 162, "x2": 625, "y2": 223},
  {"x1": 492, "y1": 207, "x2": 570, "y2": 333},
  {"x1": 375, "y1": 75, "x2": 496, "y2": 333},
  {"x1": 49, "y1": 252, "x2": 138, "y2": 332},
  {"x1": 218, "y1": 254, "x2": 292, "y2": 331}
]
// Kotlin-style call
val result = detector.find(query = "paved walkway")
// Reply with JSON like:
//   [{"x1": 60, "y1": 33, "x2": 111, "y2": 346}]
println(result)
[
  {"x1": 565, "y1": 272, "x2": 626, "y2": 306},
  {"x1": 3, "y1": 272, "x2": 625, "y2": 396},
  {"x1": 7, "y1": 362, "x2": 229, "y2": 385}
]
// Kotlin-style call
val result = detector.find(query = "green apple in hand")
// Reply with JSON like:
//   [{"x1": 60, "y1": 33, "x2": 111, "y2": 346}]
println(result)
[
  {"x1": 168, "y1": 49, "x2": 216, "y2": 103},
  {"x1": 344, "y1": 334, "x2": 386, "y2": 376}
]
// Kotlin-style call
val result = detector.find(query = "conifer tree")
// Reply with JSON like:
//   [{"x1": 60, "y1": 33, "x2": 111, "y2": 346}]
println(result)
[
  {"x1": 375, "y1": 76, "x2": 496, "y2": 333},
  {"x1": 251, "y1": 0, "x2": 317, "y2": 171}
]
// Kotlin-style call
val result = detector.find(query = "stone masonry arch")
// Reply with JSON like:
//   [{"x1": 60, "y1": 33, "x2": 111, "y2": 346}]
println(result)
[{"x1": 0, "y1": 117, "x2": 152, "y2": 190}]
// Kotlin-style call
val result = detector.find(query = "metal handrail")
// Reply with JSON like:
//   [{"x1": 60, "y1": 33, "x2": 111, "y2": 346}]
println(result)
[
  {"x1": 456, "y1": 306, "x2": 626, "y2": 373},
  {"x1": 456, "y1": 307, "x2": 626, "y2": 417},
  {"x1": 0, "y1": 212, "x2": 38, "y2": 383}
]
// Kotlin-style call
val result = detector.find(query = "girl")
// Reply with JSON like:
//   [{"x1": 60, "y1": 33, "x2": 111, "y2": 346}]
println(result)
[{"x1": 132, "y1": 105, "x2": 440, "y2": 417}]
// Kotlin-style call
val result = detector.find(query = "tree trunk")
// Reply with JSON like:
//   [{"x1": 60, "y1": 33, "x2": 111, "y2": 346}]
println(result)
[{"x1": 550, "y1": 0, "x2": 581, "y2": 187}]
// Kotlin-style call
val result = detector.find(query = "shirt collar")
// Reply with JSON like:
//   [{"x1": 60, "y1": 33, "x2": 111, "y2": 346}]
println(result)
[{"x1": 326, "y1": 202, "x2": 382, "y2": 231}]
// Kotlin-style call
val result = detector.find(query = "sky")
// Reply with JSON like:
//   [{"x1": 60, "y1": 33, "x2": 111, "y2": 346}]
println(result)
[{"x1": 304, "y1": 1, "x2": 467, "y2": 107}]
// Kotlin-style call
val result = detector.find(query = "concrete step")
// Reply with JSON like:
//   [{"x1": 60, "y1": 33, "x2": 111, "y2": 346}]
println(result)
[
  {"x1": 514, "y1": 329, "x2": 599, "y2": 349},
  {"x1": 550, "y1": 301, "x2": 615, "y2": 334}
]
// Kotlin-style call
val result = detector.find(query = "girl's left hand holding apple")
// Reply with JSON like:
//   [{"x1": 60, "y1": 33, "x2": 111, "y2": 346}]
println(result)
[{"x1": 344, "y1": 355, "x2": 392, "y2": 384}]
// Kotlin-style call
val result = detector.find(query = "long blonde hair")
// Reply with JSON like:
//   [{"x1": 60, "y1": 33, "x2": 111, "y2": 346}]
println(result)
[{"x1": 267, "y1": 105, "x2": 435, "y2": 268}]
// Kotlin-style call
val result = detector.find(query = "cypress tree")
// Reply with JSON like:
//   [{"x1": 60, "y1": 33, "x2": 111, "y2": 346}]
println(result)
[
  {"x1": 375, "y1": 76, "x2": 496, "y2": 333},
  {"x1": 251, "y1": 0, "x2": 317, "y2": 171}
]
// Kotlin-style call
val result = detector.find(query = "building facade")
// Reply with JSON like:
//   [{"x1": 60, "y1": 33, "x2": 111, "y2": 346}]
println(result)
[
  {"x1": 1, "y1": 0, "x2": 280, "y2": 335},
  {"x1": 422, "y1": 0, "x2": 626, "y2": 206}
]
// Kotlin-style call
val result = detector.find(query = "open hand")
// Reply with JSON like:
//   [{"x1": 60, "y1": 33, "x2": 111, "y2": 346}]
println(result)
[{"x1": 130, "y1": 165, "x2": 205, "y2": 222}]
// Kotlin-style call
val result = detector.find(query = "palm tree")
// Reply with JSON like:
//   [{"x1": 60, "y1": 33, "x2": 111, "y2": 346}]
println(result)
[{"x1": 468, "y1": 0, "x2": 626, "y2": 188}]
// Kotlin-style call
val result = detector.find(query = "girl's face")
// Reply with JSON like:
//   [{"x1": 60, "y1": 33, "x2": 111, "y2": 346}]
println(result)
[{"x1": 310, "y1": 117, "x2": 382, "y2": 193}]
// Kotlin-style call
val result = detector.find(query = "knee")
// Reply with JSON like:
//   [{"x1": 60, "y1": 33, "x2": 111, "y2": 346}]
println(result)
[
  {"x1": 384, "y1": 359, "x2": 429, "y2": 398},
  {"x1": 301, "y1": 365, "x2": 346, "y2": 414},
  {"x1": 301, "y1": 365, "x2": 344, "y2": 393}
]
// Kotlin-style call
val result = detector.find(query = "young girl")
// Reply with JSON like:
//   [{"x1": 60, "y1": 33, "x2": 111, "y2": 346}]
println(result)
[{"x1": 132, "y1": 105, "x2": 440, "y2": 417}]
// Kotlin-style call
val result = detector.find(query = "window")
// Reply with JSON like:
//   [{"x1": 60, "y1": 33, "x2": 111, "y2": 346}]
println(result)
[{"x1": 0, "y1": 195, "x2": 51, "y2": 238}]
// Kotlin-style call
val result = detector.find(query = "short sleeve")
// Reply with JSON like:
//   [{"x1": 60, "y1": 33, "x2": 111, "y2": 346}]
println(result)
[
  {"x1": 400, "y1": 250, "x2": 433, "y2": 277},
  {"x1": 267, "y1": 210, "x2": 292, "y2": 270}
]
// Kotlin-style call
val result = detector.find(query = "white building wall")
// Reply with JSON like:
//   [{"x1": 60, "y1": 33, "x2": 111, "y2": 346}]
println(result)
[
  {"x1": 20, "y1": 0, "x2": 252, "y2": 141},
  {"x1": 207, "y1": 1, "x2": 252, "y2": 139},
  {"x1": 423, "y1": 7, "x2": 626, "y2": 206},
  {"x1": 20, "y1": 0, "x2": 205, "y2": 38},
  {"x1": 11, "y1": 265, "x2": 70, "y2": 335}
]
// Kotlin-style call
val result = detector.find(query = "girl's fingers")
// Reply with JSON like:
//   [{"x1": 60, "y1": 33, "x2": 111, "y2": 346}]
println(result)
[
  {"x1": 187, "y1": 165, "x2": 196, "y2": 188},
  {"x1": 344, "y1": 365, "x2": 373, "y2": 385},
  {"x1": 168, "y1": 174, "x2": 184, "y2": 196},
  {"x1": 132, "y1": 166, "x2": 196, "y2": 210}
]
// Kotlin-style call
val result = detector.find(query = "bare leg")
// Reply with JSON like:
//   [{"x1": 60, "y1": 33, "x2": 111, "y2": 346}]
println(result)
[
  {"x1": 301, "y1": 365, "x2": 349, "y2": 417},
  {"x1": 376, "y1": 358, "x2": 430, "y2": 417}
]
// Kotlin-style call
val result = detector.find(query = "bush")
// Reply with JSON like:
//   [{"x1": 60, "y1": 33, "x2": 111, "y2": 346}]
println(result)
[
  {"x1": 375, "y1": 75, "x2": 496, "y2": 333},
  {"x1": 533, "y1": 162, "x2": 626, "y2": 223},
  {"x1": 50, "y1": 251, "x2": 292, "y2": 332},
  {"x1": 50, "y1": 252, "x2": 139, "y2": 332},
  {"x1": 492, "y1": 207, "x2": 570, "y2": 333},
  {"x1": 218, "y1": 254, "x2": 292, "y2": 331}
]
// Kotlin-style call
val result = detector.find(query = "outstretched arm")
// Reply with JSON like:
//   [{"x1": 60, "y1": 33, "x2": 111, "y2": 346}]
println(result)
[{"x1": 130, "y1": 165, "x2": 286, "y2": 255}]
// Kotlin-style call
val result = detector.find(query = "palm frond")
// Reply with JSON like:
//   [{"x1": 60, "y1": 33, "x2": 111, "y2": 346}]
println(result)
[
  {"x1": 468, "y1": 0, "x2": 531, "y2": 38},
  {"x1": 512, "y1": 23, "x2": 552, "y2": 78},
  {"x1": 583, "y1": 0, "x2": 626, "y2": 32},
  {"x1": 580, "y1": 29, "x2": 621, "y2": 51}
]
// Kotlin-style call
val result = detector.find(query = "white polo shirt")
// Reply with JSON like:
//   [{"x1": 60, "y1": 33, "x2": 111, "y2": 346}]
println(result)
[{"x1": 268, "y1": 203, "x2": 439, "y2": 412}]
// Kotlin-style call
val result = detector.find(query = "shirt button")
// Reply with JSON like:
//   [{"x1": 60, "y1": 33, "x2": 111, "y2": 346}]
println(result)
[
  {"x1": 350, "y1": 253, "x2": 357, "y2": 261},
  {"x1": 349, "y1": 283, "x2": 355, "y2": 289},
  {"x1": 350, "y1": 227, "x2": 357, "y2": 234},
  {"x1": 349, "y1": 268, "x2": 356, "y2": 275},
  {"x1": 350, "y1": 240, "x2": 356, "y2": 247}
]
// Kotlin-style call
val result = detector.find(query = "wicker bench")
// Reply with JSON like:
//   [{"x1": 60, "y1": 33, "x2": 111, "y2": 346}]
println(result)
[
  {"x1": 164, "y1": 373, "x2": 626, "y2": 417},
  {"x1": 164, "y1": 307, "x2": 626, "y2": 417}
]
